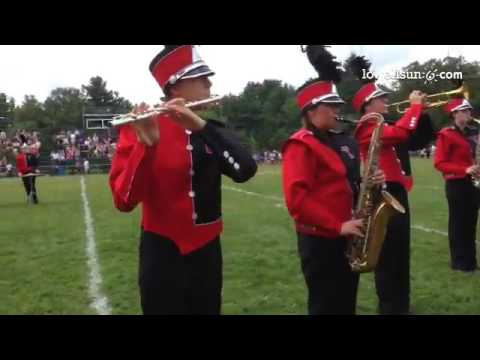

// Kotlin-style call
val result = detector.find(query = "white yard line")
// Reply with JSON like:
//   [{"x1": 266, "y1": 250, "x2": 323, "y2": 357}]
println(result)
[
  {"x1": 80, "y1": 176, "x2": 111, "y2": 315},
  {"x1": 411, "y1": 225, "x2": 447, "y2": 237},
  {"x1": 222, "y1": 185, "x2": 284, "y2": 203},
  {"x1": 256, "y1": 171, "x2": 281, "y2": 176},
  {"x1": 223, "y1": 185, "x2": 480, "y2": 244}
]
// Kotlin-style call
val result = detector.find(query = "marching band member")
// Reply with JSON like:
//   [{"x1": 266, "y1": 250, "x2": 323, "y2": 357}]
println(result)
[
  {"x1": 349, "y1": 55, "x2": 426, "y2": 315},
  {"x1": 434, "y1": 98, "x2": 479, "y2": 272},
  {"x1": 282, "y1": 46, "x2": 384, "y2": 315},
  {"x1": 16, "y1": 144, "x2": 39, "y2": 204},
  {"x1": 109, "y1": 45, "x2": 257, "y2": 315}
]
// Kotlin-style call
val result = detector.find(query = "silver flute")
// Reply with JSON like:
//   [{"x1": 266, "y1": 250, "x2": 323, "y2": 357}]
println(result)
[{"x1": 111, "y1": 96, "x2": 223, "y2": 127}]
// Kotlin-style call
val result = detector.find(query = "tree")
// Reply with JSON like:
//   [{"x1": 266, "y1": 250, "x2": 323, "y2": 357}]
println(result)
[
  {"x1": 0, "y1": 93, "x2": 15, "y2": 116},
  {"x1": 207, "y1": 80, "x2": 299, "y2": 151},
  {"x1": 82, "y1": 76, "x2": 116, "y2": 108},
  {"x1": 0, "y1": 93, "x2": 15, "y2": 131},
  {"x1": 14, "y1": 95, "x2": 47, "y2": 130},
  {"x1": 391, "y1": 56, "x2": 480, "y2": 129},
  {"x1": 43, "y1": 87, "x2": 86, "y2": 131},
  {"x1": 82, "y1": 76, "x2": 132, "y2": 113}
]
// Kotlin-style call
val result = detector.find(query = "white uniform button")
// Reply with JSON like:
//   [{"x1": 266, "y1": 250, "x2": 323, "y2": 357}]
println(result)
[
  {"x1": 189, "y1": 170, "x2": 195, "y2": 176},
  {"x1": 186, "y1": 144, "x2": 193, "y2": 151},
  {"x1": 185, "y1": 130, "x2": 192, "y2": 135},
  {"x1": 223, "y1": 151, "x2": 229, "y2": 158},
  {"x1": 234, "y1": 163, "x2": 240, "y2": 170},
  {"x1": 188, "y1": 191, "x2": 195, "y2": 198},
  {"x1": 228, "y1": 157, "x2": 235, "y2": 164},
  {"x1": 192, "y1": 213, "x2": 198, "y2": 220},
  {"x1": 401, "y1": 171, "x2": 406, "y2": 175}
]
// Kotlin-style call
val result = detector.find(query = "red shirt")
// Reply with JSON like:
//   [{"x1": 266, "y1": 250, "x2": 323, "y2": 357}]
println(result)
[
  {"x1": 110, "y1": 114, "x2": 257, "y2": 255},
  {"x1": 16, "y1": 153, "x2": 31, "y2": 175},
  {"x1": 354, "y1": 104, "x2": 424, "y2": 189},
  {"x1": 434, "y1": 126, "x2": 476, "y2": 180},
  {"x1": 282, "y1": 129, "x2": 353, "y2": 238}
]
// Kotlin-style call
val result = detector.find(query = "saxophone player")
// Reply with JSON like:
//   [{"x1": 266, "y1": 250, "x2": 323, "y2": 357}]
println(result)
[
  {"x1": 434, "y1": 98, "x2": 479, "y2": 272},
  {"x1": 282, "y1": 46, "x2": 385, "y2": 315},
  {"x1": 109, "y1": 45, "x2": 258, "y2": 315},
  {"x1": 348, "y1": 56, "x2": 426, "y2": 315}
]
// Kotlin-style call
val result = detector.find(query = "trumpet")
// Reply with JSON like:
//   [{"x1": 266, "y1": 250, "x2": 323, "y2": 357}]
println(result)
[
  {"x1": 388, "y1": 84, "x2": 470, "y2": 114},
  {"x1": 111, "y1": 96, "x2": 223, "y2": 127}
]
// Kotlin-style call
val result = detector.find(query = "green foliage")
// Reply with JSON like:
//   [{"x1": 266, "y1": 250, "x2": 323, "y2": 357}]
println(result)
[
  {"x1": 82, "y1": 76, "x2": 132, "y2": 113},
  {"x1": 43, "y1": 87, "x2": 86, "y2": 131},
  {"x1": 4, "y1": 54, "x2": 480, "y2": 152},
  {"x1": 391, "y1": 56, "x2": 480, "y2": 130},
  {"x1": 214, "y1": 80, "x2": 300, "y2": 151},
  {"x1": 14, "y1": 95, "x2": 48, "y2": 130}
]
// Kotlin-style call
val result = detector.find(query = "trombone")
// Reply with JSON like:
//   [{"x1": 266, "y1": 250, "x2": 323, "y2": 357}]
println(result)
[{"x1": 388, "y1": 84, "x2": 470, "y2": 114}]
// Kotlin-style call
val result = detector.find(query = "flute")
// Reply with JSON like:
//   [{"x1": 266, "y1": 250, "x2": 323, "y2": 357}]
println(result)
[{"x1": 111, "y1": 96, "x2": 223, "y2": 127}]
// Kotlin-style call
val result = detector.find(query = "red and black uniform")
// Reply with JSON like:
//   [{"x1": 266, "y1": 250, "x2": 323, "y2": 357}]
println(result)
[
  {"x1": 434, "y1": 99, "x2": 479, "y2": 272},
  {"x1": 282, "y1": 56, "x2": 362, "y2": 314},
  {"x1": 16, "y1": 151, "x2": 39, "y2": 203},
  {"x1": 16, "y1": 152, "x2": 32, "y2": 175},
  {"x1": 110, "y1": 45, "x2": 257, "y2": 315},
  {"x1": 392, "y1": 113, "x2": 436, "y2": 192},
  {"x1": 353, "y1": 81, "x2": 424, "y2": 314},
  {"x1": 283, "y1": 127, "x2": 361, "y2": 315},
  {"x1": 111, "y1": 116, "x2": 257, "y2": 314}
]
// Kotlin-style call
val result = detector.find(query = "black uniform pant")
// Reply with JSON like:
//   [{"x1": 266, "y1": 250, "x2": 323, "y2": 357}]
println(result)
[
  {"x1": 297, "y1": 233, "x2": 360, "y2": 315},
  {"x1": 21, "y1": 176, "x2": 37, "y2": 200},
  {"x1": 446, "y1": 179, "x2": 479, "y2": 272},
  {"x1": 139, "y1": 231, "x2": 223, "y2": 315},
  {"x1": 374, "y1": 182, "x2": 410, "y2": 315}
]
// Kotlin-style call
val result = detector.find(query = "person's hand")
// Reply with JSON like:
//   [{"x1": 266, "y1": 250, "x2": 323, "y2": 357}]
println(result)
[
  {"x1": 370, "y1": 169, "x2": 386, "y2": 186},
  {"x1": 466, "y1": 165, "x2": 480, "y2": 177},
  {"x1": 409, "y1": 90, "x2": 426, "y2": 105},
  {"x1": 130, "y1": 103, "x2": 160, "y2": 147},
  {"x1": 165, "y1": 98, "x2": 207, "y2": 132},
  {"x1": 340, "y1": 219, "x2": 365, "y2": 238}
]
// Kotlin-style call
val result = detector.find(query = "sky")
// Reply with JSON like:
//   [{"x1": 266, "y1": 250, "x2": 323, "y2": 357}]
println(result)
[{"x1": 1, "y1": 45, "x2": 479, "y2": 106}]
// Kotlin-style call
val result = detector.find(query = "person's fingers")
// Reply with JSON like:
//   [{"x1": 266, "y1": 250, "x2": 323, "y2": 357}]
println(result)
[
  {"x1": 166, "y1": 98, "x2": 186, "y2": 107},
  {"x1": 136, "y1": 128, "x2": 151, "y2": 147},
  {"x1": 351, "y1": 228, "x2": 365, "y2": 238}
]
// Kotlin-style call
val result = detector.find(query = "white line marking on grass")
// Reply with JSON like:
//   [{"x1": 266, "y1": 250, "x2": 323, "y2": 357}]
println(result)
[
  {"x1": 224, "y1": 185, "x2": 480, "y2": 244},
  {"x1": 80, "y1": 176, "x2": 111, "y2": 315},
  {"x1": 256, "y1": 171, "x2": 281, "y2": 176},
  {"x1": 222, "y1": 185, "x2": 284, "y2": 203},
  {"x1": 412, "y1": 225, "x2": 480, "y2": 244},
  {"x1": 412, "y1": 225, "x2": 448, "y2": 237}
]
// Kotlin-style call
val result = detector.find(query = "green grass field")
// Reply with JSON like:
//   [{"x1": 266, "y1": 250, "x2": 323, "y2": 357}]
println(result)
[{"x1": 1, "y1": 158, "x2": 480, "y2": 315}]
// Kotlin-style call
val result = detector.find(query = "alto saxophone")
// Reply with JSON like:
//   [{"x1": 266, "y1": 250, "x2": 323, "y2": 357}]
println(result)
[
  {"x1": 471, "y1": 118, "x2": 480, "y2": 188},
  {"x1": 346, "y1": 113, "x2": 406, "y2": 273}
]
